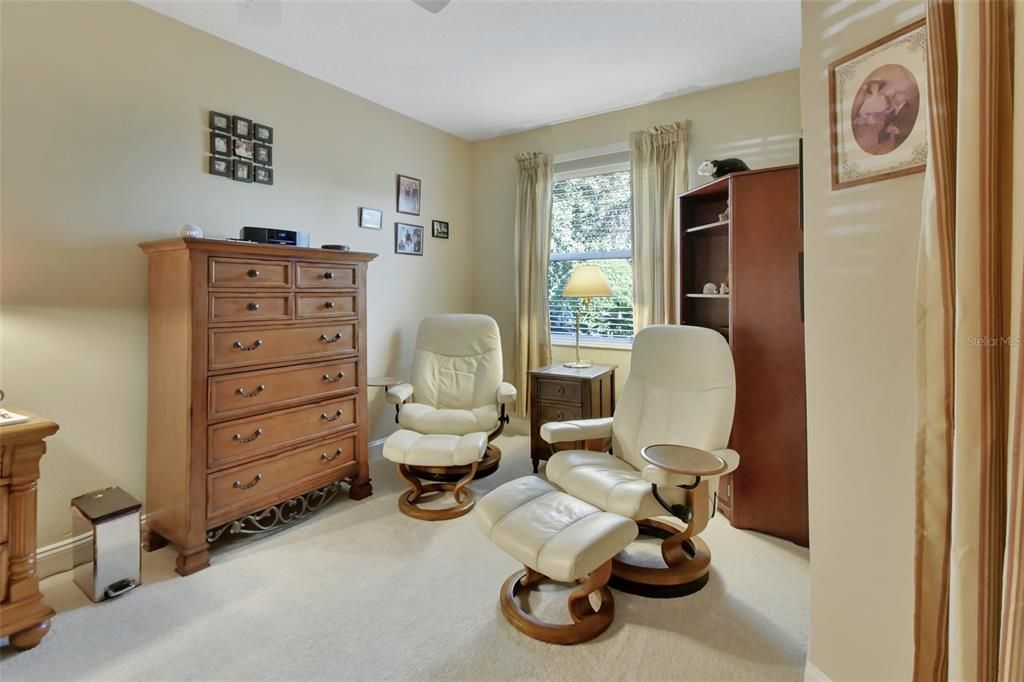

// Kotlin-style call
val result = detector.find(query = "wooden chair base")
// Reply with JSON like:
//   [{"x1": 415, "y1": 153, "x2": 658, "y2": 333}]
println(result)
[
  {"x1": 395, "y1": 462, "x2": 478, "y2": 521},
  {"x1": 499, "y1": 561, "x2": 614, "y2": 645},
  {"x1": 408, "y1": 445, "x2": 501, "y2": 482},
  {"x1": 609, "y1": 520, "x2": 712, "y2": 598}
]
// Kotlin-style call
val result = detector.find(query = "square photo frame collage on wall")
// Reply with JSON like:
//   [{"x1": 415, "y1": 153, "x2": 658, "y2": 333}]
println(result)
[{"x1": 208, "y1": 110, "x2": 274, "y2": 185}]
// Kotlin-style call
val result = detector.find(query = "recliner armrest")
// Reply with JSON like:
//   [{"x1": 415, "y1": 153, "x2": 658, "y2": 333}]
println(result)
[
  {"x1": 540, "y1": 417, "x2": 613, "y2": 444},
  {"x1": 496, "y1": 382, "x2": 517, "y2": 405},
  {"x1": 385, "y1": 383, "x2": 414, "y2": 405}
]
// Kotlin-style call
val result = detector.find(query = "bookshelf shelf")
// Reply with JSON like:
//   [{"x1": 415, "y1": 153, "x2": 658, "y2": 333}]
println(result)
[
  {"x1": 685, "y1": 219, "x2": 729, "y2": 234},
  {"x1": 685, "y1": 293, "x2": 729, "y2": 299}
]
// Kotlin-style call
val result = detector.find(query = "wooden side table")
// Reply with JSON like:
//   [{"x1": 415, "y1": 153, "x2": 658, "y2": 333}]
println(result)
[
  {"x1": 528, "y1": 364, "x2": 615, "y2": 473},
  {"x1": 1, "y1": 410, "x2": 59, "y2": 651}
]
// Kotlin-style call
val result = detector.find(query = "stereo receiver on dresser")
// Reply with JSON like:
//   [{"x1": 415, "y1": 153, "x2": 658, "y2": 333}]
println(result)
[{"x1": 240, "y1": 226, "x2": 309, "y2": 247}]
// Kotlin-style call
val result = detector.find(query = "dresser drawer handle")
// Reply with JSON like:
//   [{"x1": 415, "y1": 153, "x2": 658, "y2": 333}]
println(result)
[
  {"x1": 247, "y1": 302, "x2": 261, "y2": 311},
  {"x1": 320, "y1": 449, "x2": 343, "y2": 463},
  {"x1": 319, "y1": 333, "x2": 343, "y2": 344},
  {"x1": 324, "y1": 301, "x2": 335, "y2": 309},
  {"x1": 323, "y1": 271, "x2": 335, "y2": 280},
  {"x1": 556, "y1": 386, "x2": 565, "y2": 396},
  {"x1": 232, "y1": 428, "x2": 263, "y2": 443},
  {"x1": 233, "y1": 474, "x2": 262, "y2": 490},
  {"x1": 247, "y1": 269, "x2": 260, "y2": 278},
  {"x1": 233, "y1": 339, "x2": 263, "y2": 351},
  {"x1": 322, "y1": 372, "x2": 346, "y2": 383},
  {"x1": 321, "y1": 410, "x2": 344, "y2": 422},
  {"x1": 554, "y1": 411, "x2": 564, "y2": 420},
  {"x1": 235, "y1": 384, "x2": 266, "y2": 398}
]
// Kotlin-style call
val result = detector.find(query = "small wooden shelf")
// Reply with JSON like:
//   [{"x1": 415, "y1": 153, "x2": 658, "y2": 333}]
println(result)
[
  {"x1": 686, "y1": 220, "x2": 729, "y2": 234},
  {"x1": 686, "y1": 293, "x2": 729, "y2": 299}
]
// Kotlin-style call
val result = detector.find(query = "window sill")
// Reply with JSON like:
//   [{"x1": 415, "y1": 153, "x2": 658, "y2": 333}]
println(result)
[{"x1": 551, "y1": 337, "x2": 633, "y2": 352}]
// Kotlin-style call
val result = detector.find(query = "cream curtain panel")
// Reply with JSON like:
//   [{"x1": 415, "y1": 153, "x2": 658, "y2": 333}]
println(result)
[
  {"x1": 913, "y1": 1, "x2": 1024, "y2": 680},
  {"x1": 629, "y1": 120, "x2": 690, "y2": 331},
  {"x1": 512, "y1": 152, "x2": 553, "y2": 419}
]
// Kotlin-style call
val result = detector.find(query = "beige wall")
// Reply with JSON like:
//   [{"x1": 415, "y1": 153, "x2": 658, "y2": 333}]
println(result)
[
  {"x1": 469, "y1": 70, "x2": 802, "y2": 382},
  {"x1": 0, "y1": 1, "x2": 473, "y2": 547},
  {"x1": 801, "y1": 1, "x2": 924, "y2": 679}
]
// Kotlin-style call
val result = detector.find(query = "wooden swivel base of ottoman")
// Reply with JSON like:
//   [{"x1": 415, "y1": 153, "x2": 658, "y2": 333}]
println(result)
[
  {"x1": 500, "y1": 562, "x2": 614, "y2": 645},
  {"x1": 407, "y1": 445, "x2": 501, "y2": 482},
  {"x1": 609, "y1": 520, "x2": 712, "y2": 598}
]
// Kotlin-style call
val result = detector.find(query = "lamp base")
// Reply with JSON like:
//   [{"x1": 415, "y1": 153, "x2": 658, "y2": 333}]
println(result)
[{"x1": 563, "y1": 361, "x2": 593, "y2": 369}]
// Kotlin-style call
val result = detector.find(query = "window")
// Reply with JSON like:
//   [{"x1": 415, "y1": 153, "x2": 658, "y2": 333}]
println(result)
[{"x1": 548, "y1": 166, "x2": 633, "y2": 344}]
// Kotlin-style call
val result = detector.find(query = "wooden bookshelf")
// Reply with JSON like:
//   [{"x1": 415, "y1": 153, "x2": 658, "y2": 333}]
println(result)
[{"x1": 676, "y1": 165, "x2": 808, "y2": 547}]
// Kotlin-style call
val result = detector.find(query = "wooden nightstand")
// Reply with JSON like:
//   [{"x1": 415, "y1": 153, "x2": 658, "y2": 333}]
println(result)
[{"x1": 528, "y1": 364, "x2": 616, "y2": 473}]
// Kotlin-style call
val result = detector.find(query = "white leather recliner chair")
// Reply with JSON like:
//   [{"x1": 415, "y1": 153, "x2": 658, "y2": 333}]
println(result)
[
  {"x1": 539, "y1": 324, "x2": 739, "y2": 596},
  {"x1": 383, "y1": 314, "x2": 517, "y2": 520}
]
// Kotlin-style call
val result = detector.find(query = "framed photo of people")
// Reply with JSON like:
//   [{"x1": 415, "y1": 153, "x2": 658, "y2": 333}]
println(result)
[
  {"x1": 828, "y1": 19, "x2": 928, "y2": 189},
  {"x1": 395, "y1": 222, "x2": 423, "y2": 256}
]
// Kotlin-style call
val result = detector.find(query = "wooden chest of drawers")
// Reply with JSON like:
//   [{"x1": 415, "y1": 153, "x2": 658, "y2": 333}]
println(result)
[
  {"x1": 528, "y1": 364, "x2": 616, "y2": 473},
  {"x1": 1, "y1": 411, "x2": 58, "y2": 650},
  {"x1": 139, "y1": 239, "x2": 376, "y2": 576}
]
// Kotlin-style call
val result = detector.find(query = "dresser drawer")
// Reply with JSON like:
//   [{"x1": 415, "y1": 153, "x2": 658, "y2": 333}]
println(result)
[
  {"x1": 208, "y1": 358, "x2": 358, "y2": 421},
  {"x1": 209, "y1": 257, "x2": 292, "y2": 288},
  {"x1": 536, "y1": 379, "x2": 583, "y2": 405},
  {"x1": 296, "y1": 262, "x2": 357, "y2": 289},
  {"x1": 296, "y1": 293, "x2": 357, "y2": 319},
  {"x1": 209, "y1": 322, "x2": 356, "y2": 370},
  {"x1": 208, "y1": 396, "x2": 357, "y2": 470},
  {"x1": 209, "y1": 293, "x2": 293, "y2": 323},
  {"x1": 207, "y1": 434, "x2": 356, "y2": 520},
  {"x1": 536, "y1": 402, "x2": 582, "y2": 424}
]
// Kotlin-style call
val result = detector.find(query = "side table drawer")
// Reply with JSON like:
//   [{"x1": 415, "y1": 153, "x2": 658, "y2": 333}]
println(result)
[
  {"x1": 535, "y1": 402, "x2": 582, "y2": 424},
  {"x1": 536, "y1": 379, "x2": 583, "y2": 405}
]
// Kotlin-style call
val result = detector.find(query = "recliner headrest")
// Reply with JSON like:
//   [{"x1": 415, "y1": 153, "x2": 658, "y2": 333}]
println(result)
[
  {"x1": 629, "y1": 325, "x2": 734, "y2": 391},
  {"x1": 416, "y1": 314, "x2": 501, "y2": 356}
]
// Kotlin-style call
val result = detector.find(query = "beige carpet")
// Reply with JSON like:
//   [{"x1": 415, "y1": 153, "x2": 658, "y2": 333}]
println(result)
[{"x1": 1, "y1": 435, "x2": 808, "y2": 681}]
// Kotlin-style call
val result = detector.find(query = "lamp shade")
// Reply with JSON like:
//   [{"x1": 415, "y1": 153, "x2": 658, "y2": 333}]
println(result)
[{"x1": 561, "y1": 264, "x2": 613, "y2": 299}]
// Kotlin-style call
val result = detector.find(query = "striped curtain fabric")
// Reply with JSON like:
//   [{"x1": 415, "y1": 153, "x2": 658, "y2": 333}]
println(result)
[
  {"x1": 512, "y1": 152, "x2": 554, "y2": 419},
  {"x1": 629, "y1": 120, "x2": 690, "y2": 331},
  {"x1": 913, "y1": 1, "x2": 1024, "y2": 680}
]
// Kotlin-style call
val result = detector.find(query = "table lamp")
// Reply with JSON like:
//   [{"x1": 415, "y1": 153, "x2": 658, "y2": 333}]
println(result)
[{"x1": 561, "y1": 264, "x2": 613, "y2": 368}]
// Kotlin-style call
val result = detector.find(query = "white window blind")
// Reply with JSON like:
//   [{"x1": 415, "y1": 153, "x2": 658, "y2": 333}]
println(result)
[{"x1": 548, "y1": 167, "x2": 634, "y2": 343}]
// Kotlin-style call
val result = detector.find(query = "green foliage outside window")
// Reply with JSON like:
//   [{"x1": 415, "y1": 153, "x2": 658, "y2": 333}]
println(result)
[{"x1": 549, "y1": 170, "x2": 634, "y2": 341}]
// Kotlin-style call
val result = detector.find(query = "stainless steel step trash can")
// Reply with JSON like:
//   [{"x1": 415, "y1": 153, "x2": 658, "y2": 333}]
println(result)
[{"x1": 71, "y1": 487, "x2": 142, "y2": 602}]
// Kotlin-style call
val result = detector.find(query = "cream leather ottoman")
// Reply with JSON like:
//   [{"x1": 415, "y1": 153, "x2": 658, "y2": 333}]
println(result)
[
  {"x1": 384, "y1": 430, "x2": 487, "y2": 520},
  {"x1": 475, "y1": 476, "x2": 638, "y2": 644}
]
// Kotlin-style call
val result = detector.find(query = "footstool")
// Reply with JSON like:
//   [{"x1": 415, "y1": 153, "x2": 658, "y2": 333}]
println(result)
[
  {"x1": 383, "y1": 430, "x2": 487, "y2": 520},
  {"x1": 475, "y1": 476, "x2": 639, "y2": 644}
]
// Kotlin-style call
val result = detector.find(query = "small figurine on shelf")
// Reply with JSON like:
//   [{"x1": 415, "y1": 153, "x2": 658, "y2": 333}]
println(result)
[
  {"x1": 718, "y1": 205, "x2": 730, "y2": 222},
  {"x1": 702, "y1": 282, "x2": 718, "y2": 294},
  {"x1": 719, "y1": 283, "x2": 730, "y2": 295},
  {"x1": 697, "y1": 158, "x2": 751, "y2": 179}
]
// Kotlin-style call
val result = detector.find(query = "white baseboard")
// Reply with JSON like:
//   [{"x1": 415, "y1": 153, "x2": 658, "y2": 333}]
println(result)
[
  {"x1": 37, "y1": 531, "x2": 91, "y2": 580},
  {"x1": 805, "y1": 661, "x2": 832, "y2": 682}
]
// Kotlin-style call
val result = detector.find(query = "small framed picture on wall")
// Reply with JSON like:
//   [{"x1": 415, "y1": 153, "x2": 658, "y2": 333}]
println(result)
[
  {"x1": 232, "y1": 115, "x2": 253, "y2": 140},
  {"x1": 254, "y1": 143, "x2": 272, "y2": 166},
  {"x1": 233, "y1": 159, "x2": 253, "y2": 183},
  {"x1": 395, "y1": 222, "x2": 423, "y2": 256},
  {"x1": 253, "y1": 123, "x2": 274, "y2": 144},
  {"x1": 254, "y1": 166, "x2": 273, "y2": 185},
  {"x1": 209, "y1": 156, "x2": 231, "y2": 178},
  {"x1": 359, "y1": 207, "x2": 383, "y2": 230},
  {"x1": 432, "y1": 220, "x2": 449, "y2": 239},
  {"x1": 210, "y1": 132, "x2": 231, "y2": 157},
  {"x1": 209, "y1": 110, "x2": 230, "y2": 132},
  {"x1": 396, "y1": 174, "x2": 421, "y2": 215}
]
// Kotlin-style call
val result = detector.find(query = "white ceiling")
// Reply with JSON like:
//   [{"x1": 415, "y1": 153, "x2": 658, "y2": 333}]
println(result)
[{"x1": 137, "y1": 0, "x2": 800, "y2": 141}]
